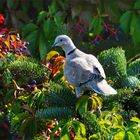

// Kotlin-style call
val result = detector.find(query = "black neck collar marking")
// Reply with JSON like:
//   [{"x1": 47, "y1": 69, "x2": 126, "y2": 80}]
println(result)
[{"x1": 67, "y1": 48, "x2": 77, "y2": 55}]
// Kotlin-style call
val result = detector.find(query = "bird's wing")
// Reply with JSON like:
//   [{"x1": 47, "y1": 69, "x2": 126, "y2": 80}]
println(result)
[
  {"x1": 86, "y1": 54, "x2": 106, "y2": 79},
  {"x1": 64, "y1": 54, "x2": 105, "y2": 86}
]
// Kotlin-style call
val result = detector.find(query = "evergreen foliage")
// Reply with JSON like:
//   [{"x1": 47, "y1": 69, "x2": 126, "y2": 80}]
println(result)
[
  {"x1": 127, "y1": 58, "x2": 140, "y2": 80},
  {"x1": 6, "y1": 57, "x2": 49, "y2": 85},
  {"x1": 36, "y1": 82, "x2": 76, "y2": 119},
  {"x1": 98, "y1": 47, "x2": 127, "y2": 79},
  {"x1": 122, "y1": 76, "x2": 140, "y2": 88},
  {"x1": 82, "y1": 111, "x2": 101, "y2": 135},
  {"x1": 36, "y1": 107, "x2": 74, "y2": 119},
  {"x1": 46, "y1": 82, "x2": 77, "y2": 107}
]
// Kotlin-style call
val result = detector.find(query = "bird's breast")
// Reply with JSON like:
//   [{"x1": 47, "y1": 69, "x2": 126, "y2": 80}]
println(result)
[{"x1": 64, "y1": 63, "x2": 77, "y2": 85}]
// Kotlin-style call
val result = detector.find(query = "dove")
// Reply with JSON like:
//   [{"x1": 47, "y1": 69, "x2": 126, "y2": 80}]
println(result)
[{"x1": 52, "y1": 35, "x2": 117, "y2": 97}]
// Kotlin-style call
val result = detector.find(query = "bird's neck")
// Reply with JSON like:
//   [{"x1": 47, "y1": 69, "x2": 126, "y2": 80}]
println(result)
[
  {"x1": 62, "y1": 43, "x2": 77, "y2": 56},
  {"x1": 67, "y1": 48, "x2": 77, "y2": 55}
]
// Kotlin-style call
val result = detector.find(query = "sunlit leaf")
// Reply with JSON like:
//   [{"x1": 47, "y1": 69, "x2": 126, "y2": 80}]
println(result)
[
  {"x1": 92, "y1": 95, "x2": 102, "y2": 109},
  {"x1": 131, "y1": 117, "x2": 140, "y2": 124},
  {"x1": 0, "y1": 35, "x2": 10, "y2": 50},
  {"x1": 89, "y1": 133, "x2": 101, "y2": 140},
  {"x1": 74, "y1": 136, "x2": 87, "y2": 140},
  {"x1": 113, "y1": 130, "x2": 125, "y2": 140},
  {"x1": 73, "y1": 120, "x2": 86, "y2": 137},
  {"x1": 53, "y1": 56, "x2": 65, "y2": 62},
  {"x1": 127, "y1": 131, "x2": 136, "y2": 140},
  {"x1": 99, "y1": 120, "x2": 112, "y2": 126},
  {"x1": 60, "y1": 125, "x2": 71, "y2": 140},
  {"x1": 10, "y1": 34, "x2": 17, "y2": 43},
  {"x1": 46, "y1": 50, "x2": 59, "y2": 62}
]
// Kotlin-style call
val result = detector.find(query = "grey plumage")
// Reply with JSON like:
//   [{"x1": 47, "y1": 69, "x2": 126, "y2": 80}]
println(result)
[{"x1": 52, "y1": 35, "x2": 117, "y2": 97}]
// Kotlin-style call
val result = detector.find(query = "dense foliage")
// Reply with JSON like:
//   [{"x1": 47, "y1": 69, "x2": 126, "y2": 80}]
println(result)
[{"x1": 0, "y1": 0, "x2": 140, "y2": 140}]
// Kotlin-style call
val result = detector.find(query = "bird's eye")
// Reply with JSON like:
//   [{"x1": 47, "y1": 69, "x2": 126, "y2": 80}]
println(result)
[{"x1": 60, "y1": 39, "x2": 63, "y2": 42}]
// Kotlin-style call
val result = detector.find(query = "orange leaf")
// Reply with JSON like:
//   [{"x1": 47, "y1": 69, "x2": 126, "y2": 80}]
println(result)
[
  {"x1": 10, "y1": 34, "x2": 17, "y2": 43},
  {"x1": 53, "y1": 56, "x2": 65, "y2": 62},
  {"x1": 0, "y1": 35, "x2": 10, "y2": 50}
]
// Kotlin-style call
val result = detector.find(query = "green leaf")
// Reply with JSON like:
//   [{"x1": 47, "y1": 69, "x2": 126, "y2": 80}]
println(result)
[
  {"x1": 127, "y1": 131, "x2": 136, "y2": 140},
  {"x1": 130, "y1": 14, "x2": 140, "y2": 44},
  {"x1": 76, "y1": 95, "x2": 89, "y2": 115},
  {"x1": 43, "y1": 19, "x2": 57, "y2": 41},
  {"x1": 134, "y1": 0, "x2": 140, "y2": 9},
  {"x1": 89, "y1": 17, "x2": 103, "y2": 36},
  {"x1": 74, "y1": 136, "x2": 87, "y2": 140},
  {"x1": 0, "y1": 59, "x2": 4, "y2": 67},
  {"x1": 132, "y1": 132, "x2": 140, "y2": 140},
  {"x1": 54, "y1": 13, "x2": 64, "y2": 27},
  {"x1": 37, "y1": 11, "x2": 47, "y2": 23},
  {"x1": 120, "y1": 11, "x2": 133, "y2": 33},
  {"x1": 60, "y1": 133, "x2": 71, "y2": 140},
  {"x1": 131, "y1": 117, "x2": 140, "y2": 124},
  {"x1": 78, "y1": 122, "x2": 86, "y2": 137},
  {"x1": 43, "y1": 19, "x2": 51, "y2": 39},
  {"x1": 89, "y1": 133, "x2": 101, "y2": 140},
  {"x1": 3, "y1": 68, "x2": 12, "y2": 85},
  {"x1": 22, "y1": 23, "x2": 38, "y2": 37},
  {"x1": 60, "y1": 125, "x2": 71, "y2": 140},
  {"x1": 48, "y1": 1, "x2": 58, "y2": 15},
  {"x1": 123, "y1": 132, "x2": 129, "y2": 140},
  {"x1": 39, "y1": 32, "x2": 49, "y2": 60},
  {"x1": 19, "y1": 117, "x2": 30, "y2": 135},
  {"x1": 73, "y1": 120, "x2": 86, "y2": 137},
  {"x1": 26, "y1": 30, "x2": 39, "y2": 58}
]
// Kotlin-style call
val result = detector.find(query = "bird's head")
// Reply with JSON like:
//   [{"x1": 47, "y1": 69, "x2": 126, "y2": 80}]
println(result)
[{"x1": 52, "y1": 35, "x2": 76, "y2": 54}]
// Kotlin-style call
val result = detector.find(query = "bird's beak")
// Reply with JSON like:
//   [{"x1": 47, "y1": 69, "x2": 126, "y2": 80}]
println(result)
[{"x1": 52, "y1": 42, "x2": 58, "y2": 48}]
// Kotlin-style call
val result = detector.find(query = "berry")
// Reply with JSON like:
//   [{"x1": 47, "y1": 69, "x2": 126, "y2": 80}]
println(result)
[
  {"x1": 26, "y1": 84, "x2": 31, "y2": 90},
  {"x1": 32, "y1": 80, "x2": 37, "y2": 85}
]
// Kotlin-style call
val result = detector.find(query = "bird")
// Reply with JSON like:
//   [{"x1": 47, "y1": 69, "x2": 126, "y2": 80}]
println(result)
[{"x1": 52, "y1": 35, "x2": 117, "y2": 97}]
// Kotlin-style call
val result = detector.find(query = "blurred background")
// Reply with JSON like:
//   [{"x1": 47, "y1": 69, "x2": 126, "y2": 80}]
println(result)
[{"x1": 0, "y1": 0, "x2": 139, "y2": 60}]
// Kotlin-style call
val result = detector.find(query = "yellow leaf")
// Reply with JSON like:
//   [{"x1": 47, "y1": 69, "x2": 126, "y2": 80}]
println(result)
[
  {"x1": 46, "y1": 50, "x2": 59, "y2": 62},
  {"x1": 93, "y1": 95, "x2": 102, "y2": 109},
  {"x1": 10, "y1": 34, "x2": 17, "y2": 42},
  {"x1": 0, "y1": 35, "x2": 10, "y2": 49},
  {"x1": 113, "y1": 131, "x2": 125, "y2": 140},
  {"x1": 99, "y1": 120, "x2": 112, "y2": 125}
]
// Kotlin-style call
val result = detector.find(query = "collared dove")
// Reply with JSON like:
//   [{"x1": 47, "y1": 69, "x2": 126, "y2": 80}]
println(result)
[{"x1": 52, "y1": 35, "x2": 117, "y2": 97}]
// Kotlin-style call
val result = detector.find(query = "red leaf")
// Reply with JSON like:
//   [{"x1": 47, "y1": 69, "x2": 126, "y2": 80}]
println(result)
[{"x1": 0, "y1": 14, "x2": 4, "y2": 24}]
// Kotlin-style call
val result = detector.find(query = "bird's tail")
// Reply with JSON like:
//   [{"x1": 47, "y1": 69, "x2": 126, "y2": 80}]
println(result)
[{"x1": 90, "y1": 80, "x2": 117, "y2": 95}]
